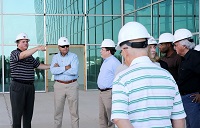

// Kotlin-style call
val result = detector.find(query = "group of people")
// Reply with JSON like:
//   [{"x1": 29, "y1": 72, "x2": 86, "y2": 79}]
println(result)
[
  {"x1": 97, "y1": 22, "x2": 200, "y2": 128},
  {"x1": 10, "y1": 33, "x2": 79, "y2": 128},
  {"x1": 9, "y1": 20, "x2": 200, "y2": 128}
]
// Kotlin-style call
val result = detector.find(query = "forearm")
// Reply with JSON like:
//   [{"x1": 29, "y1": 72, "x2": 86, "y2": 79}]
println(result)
[
  {"x1": 19, "y1": 47, "x2": 39, "y2": 59},
  {"x1": 172, "y1": 119, "x2": 185, "y2": 128},
  {"x1": 37, "y1": 64, "x2": 50, "y2": 70},
  {"x1": 113, "y1": 119, "x2": 134, "y2": 128}
]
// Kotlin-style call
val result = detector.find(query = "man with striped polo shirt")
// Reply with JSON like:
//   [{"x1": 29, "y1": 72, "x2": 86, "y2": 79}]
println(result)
[
  {"x1": 97, "y1": 39, "x2": 121, "y2": 128},
  {"x1": 10, "y1": 32, "x2": 50, "y2": 128},
  {"x1": 111, "y1": 22, "x2": 186, "y2": 128},
  {"x1": 50, "y1": 37, "x2": 79, "y2": 128}
]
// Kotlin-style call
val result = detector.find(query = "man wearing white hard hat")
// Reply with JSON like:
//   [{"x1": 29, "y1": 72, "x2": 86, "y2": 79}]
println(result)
[
  {"x1": 158, "y1": 33, "x2": 182, "y2": 82},
  {"x1": 50, "y1": 37, "x2": 79, "y2": 128},
  {"x1": 111, "y1": 22, "x2": 186, "y2": 128},
  {"x1": 148, "y1": 36, "x2": 168, "y2": 70},
  {"x1": 10, "y1": 32, "x2": 50, "y2": 128},
  {"x1": 173, "y1": 28, "x2": 200, "y2": 128},
  {"x1": 97, "y1": 39, "x2": 121, "y2": 128}
]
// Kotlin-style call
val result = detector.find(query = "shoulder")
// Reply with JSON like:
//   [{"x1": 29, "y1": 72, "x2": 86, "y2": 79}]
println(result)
[
  {"x1": 11, "y1": 49, "x2": 20, "y2": 56},
  {"x1": 68, "y1": 52, "x2": 78, "y2": 57}
]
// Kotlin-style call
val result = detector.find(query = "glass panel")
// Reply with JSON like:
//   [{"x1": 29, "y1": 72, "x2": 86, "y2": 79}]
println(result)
[
  {"x1": 46, "y1": 16, "x2": 84, "y2": 45},
  {"x1": 153, "y1": 4, "x2": 159, "y2": 38},
  {"x1": 88, "y1": 27, "x2": 96, "y2": 44},
  {"x1": 4, "y1": 15, "x2": 44, "y2": 45},
  {"x1": 174, "y1": 17, "x2": 194, "y2": 32},
  {"x1": 124, "y1": 13, "x2": 135, "y2": 24},
  {"x1": 137, "y1": 17, "x2": 151, "y2": 34},
  {"x1": 96, "y1": 25, "x2": 103, "y2": 45},
  {"x1": 136, "y1": 0, "x2": 151, "y2": 9},
  {"x1": 34, "y1": 53, "x2": 46, "y2": 91},
  {"x1": 4, "y1": 0, "x2": 42, "y2": 14},
  {"x1": 113, "y1": 0, "x2": 121, "y2": 14},
  {"x1": 124, "y1": 0, "x2": 134, "y2": 14},
  {"x1": 103, "y1": 21, "x2": 112, "y2": 39},
  {"x1": 160, "y1": 17, "x2": 172, "y2": 34},
  {"x1": 103, "y1": 0, "x2": 112, "y2": 15},
  {"x1": 113, "y1": 17, "x2": 122, "y2": 42},
  {"x1": 159, "y1": 0, "x2": 172, "y2": 16},
  {"x1": 87, "y1": 45, "x2": 101, "y2": 89},
  {"x1": 174, "y1": 0, "x2": 194, "y2": 15},
  {"x1": 96, "y1": 3, "x2": 102, "y2": 15}
]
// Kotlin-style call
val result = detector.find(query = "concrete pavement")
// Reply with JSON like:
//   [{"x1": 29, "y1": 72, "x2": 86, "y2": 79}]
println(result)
[{"x1": 0, "y1": 90, "x2": 99, "y2": 128}]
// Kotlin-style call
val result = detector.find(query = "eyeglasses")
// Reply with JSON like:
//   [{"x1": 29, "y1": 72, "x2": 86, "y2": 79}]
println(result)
[{"x1": 59, "y1": 45, "x2": 69, "y2": 48}]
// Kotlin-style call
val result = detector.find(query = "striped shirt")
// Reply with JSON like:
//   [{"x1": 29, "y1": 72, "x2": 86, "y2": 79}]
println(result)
[
  {"x1": 111, "y1": 56, "x2": 186, "y2": 128},
  {"x1": 10, "y1": 48, "x2": 40, "y2": 81}
]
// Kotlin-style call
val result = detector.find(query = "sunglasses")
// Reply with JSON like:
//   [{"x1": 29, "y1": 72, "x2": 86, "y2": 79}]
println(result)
[{"x1": 59, "y1": 45, "x2": 69, "y2": 48}]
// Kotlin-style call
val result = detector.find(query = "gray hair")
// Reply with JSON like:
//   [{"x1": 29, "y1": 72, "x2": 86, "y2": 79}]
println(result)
[{"x1": 179, "y1": 39, "x2": 195, "y2": 49}]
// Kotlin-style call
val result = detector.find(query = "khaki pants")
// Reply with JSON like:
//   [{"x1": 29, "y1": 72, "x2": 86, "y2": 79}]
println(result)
[
  {"x1": 54, "y1": 81, "x2": 79, "y2": 128},
  {"x1": 99, "y1": 90, "x2": 115, "y2": 128}
]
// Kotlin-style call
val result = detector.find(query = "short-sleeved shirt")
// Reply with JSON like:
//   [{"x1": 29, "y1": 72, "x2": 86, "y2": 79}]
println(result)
[
  {"x1": 10, "y1": 48, "x2": 40, "y2": 81},
  {"x1": 111, "y1": 56, "x2": 186, "y2": 128}
]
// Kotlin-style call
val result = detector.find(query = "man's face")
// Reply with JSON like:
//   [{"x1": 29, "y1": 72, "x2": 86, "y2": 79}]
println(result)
[
  {"x1": 58, "y1": 45, "x2": 69, "y2": 55},
  {"x1": 173, "y1": 41, "x2": 185, "y2": 56},
  {"x1": 158, "y1": 43, "x2": 169, "y2": 53},
  {"x1": 100, "y1": 48, "x2": 110, "y2": 59},
  {"x1": 17, "y1": 39, "x2": 29, "y2": 51}
]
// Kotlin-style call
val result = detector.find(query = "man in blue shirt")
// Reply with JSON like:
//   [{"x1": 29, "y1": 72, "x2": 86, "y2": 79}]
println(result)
[
  {"x1": 97, "y1": 39, "x2": 121, "y2": 128},
  {"x1": 50, "y1": 37, "x2": 79, "y2": 128}
]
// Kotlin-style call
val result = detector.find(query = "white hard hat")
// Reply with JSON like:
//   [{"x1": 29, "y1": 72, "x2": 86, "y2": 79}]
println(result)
[
  {"x1": 173, "y1": 29, "x2": 192, "y2": 43},
  {"x1": 100, "y1": 39, "x2": 115, "y2": 47},
  {"x1": 116, "y1": 21, "x2": 150, "y2": 50},
  {"x1": 58, "y1": 37, "x2": 70, "y2": 45},
  {"x1": 148, "y1": 36, "x2": 157, "y2": 45},
  {"x1": 158, "y1": 33, "x2": 174, "y2": 44},
  {"x1": 15, "y1": 33, "x2": 30, "y2": 42},
  {"x1": 194, "y1": 44, "x2": 200, "y2": 51}
]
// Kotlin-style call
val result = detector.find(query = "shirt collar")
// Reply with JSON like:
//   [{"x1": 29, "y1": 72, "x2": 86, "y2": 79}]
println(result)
[
  {"x1": 130, "y1": 56, "x2": 152, "y2": 66},
  {"x1": 183, "y1": 49, "x2": 192, "y2": 60},
  {"x1": 165, "y1": 51, "x2": 176, "y2": 58},
  {"x1": 59, "y1": 52, "x2": 69, "y2": 57},
  {"x1": 17, "y1": 48, "x2": 22, "y2": 52},
  {"x1": 104, "y1": 55, "x2": 113, "y2": 62}
]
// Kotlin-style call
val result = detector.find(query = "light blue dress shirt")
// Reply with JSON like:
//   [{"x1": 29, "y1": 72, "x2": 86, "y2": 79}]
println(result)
[
  {"x1": 97, "y1": 55, "x2": 121, "y2": 89},
  {"x1": 50, "y1": 52, "x2": 79, "y2": 81}
]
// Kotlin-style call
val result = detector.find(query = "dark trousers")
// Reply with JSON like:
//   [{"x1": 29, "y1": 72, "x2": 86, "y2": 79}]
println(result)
[
  {"x1": 182, "y1": 93, "x2": 200, "y2": 128},
  {"x1": 10, "y1": 80, "x2": 35, "y2": 128}
]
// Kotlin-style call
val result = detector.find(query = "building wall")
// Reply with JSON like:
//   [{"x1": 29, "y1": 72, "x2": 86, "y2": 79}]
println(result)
[{"x1": 0, "y1": 0, "x2": 199, "y2": 92}]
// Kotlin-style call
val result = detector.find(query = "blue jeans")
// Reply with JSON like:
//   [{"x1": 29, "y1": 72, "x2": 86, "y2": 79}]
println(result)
[{"x1": 181, "y1": 93, "x2": 200, "y2": 128}]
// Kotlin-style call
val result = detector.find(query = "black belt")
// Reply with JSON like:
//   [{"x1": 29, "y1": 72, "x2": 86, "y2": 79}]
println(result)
[
  {"x1": 56, "y1": 79, "x2": 77, "y2": 84},
  {"x1": 98, "y1": 87, "x2": 112, "y2": 92},
  {"x1": 12, "y1": 79, "x2": 34, "y2": 85}
]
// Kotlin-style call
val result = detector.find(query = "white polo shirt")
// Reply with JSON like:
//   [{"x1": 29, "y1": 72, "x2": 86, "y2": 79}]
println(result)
[{"x1": 111, "y1": 56, "x2": 186, "y2": 128}]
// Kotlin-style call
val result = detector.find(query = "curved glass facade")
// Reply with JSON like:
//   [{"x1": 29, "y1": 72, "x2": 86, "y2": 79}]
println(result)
[{"x1": 0, "y1": 0, "x2": 199, "y2": 92}]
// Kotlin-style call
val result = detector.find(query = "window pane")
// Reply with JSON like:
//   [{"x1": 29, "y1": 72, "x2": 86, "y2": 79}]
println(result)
[
  {"x1": 87, "y1": 45, "x2": 101, "y2": 89},
  {"x1": 4, "y1": 15, "x2": 43, "y2": 45},
  {"x1": 124, "y1": 0, "x2": 134, "y2": 14},
  {"x1": 4, "y1": 0, "x2": 42, "y2": 14}
]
